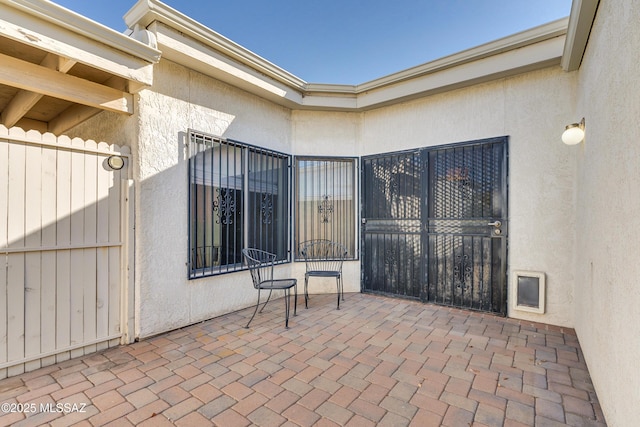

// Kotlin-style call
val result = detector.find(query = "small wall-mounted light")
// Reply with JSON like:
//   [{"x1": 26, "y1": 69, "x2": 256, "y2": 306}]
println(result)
[
  {"x1": 107, "y1": 155, "x2": 125, "y2": 170},
  {"x1": 562, "y1": 117, "x2": 585, "y2": 145}
]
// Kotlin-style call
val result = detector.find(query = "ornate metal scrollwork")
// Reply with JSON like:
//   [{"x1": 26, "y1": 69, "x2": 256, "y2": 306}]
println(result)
[
  {"x1": 318, "y1": 195, "x2": 334, "y2": 223},
  {"x1": 213, "y1": 188, "x2": 235, "y2": 225},
  {"x1": 457, "y1": 175, "x2": 473, "y2": 200},
  {"x1": 384, "y1": 249, "x2": 398, "y2": 268},
  {"x1": 261, "y1": 192, "x2": 273, "y2": 224},
  {"x1": 454, "y1": 254, "x2": 472, "y2": 289}
]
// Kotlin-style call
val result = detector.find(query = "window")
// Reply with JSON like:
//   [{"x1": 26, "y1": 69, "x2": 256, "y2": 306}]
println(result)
[
  {"x1": 295, "y1": 157, "x2": 357, "y2": 259},
  {"x1": 189, "y1": 130, "x2": 290, "y2": 278}
]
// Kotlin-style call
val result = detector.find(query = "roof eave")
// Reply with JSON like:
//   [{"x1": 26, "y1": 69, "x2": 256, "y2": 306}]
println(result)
[
  {"x1": 561, "y1": 0, "x2": 600, "y2": 71},
  {"x1": 3, "y1": 0, "x2": 161, "y2": 64},
  {"x1": 124, "y1": 0, "x2": 305, "y2": 89},
  {"x1": 125, "y1": 0, "x2": 570, "y2": 111}
]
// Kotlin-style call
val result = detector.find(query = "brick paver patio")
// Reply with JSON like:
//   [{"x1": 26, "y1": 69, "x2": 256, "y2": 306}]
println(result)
[{"x1": 0, "y1": 293, "x2": 606, "y2": 426}]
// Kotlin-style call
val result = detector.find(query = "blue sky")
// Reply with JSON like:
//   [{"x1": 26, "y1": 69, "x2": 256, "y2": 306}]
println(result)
[{"x1": 54, "y1": 0, "x2": 572, "y2": 85}]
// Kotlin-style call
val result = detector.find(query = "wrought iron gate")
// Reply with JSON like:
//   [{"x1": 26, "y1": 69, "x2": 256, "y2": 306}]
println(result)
[
  {"x1": 361, "y1": 150, "x2": 422, "y2": 299},
  {"x1": 362, "y1": 137, "x2": 508, "y2": 314}
]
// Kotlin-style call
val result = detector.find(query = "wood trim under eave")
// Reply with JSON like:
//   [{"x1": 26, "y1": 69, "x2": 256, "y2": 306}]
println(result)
[
  {"x1": 4, "y1": 0, "x2": 160, "y2": 64},
  {"x1": 0, "y1": 53, "x2": 133, "y2": 115},
  {"x1": 0, "y1": 6, "x2": 154, "y2": 87}
]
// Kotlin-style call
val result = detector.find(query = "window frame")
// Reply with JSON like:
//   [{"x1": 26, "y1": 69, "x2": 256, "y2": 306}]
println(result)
[
  {"x1": 293, "y1": 155, "x2": 358, "y2": 261},
  {"x1": 188, "y1": 130, "x2": 292, "y2": 279}
]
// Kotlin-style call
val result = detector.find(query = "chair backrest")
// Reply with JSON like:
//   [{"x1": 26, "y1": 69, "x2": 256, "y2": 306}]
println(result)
[
  {"x1": 242, "y1": 248, "x2": 275, "y2": 288},
  {"x1": 300, "y1": 240, "x2": 348, "y2": 273}
]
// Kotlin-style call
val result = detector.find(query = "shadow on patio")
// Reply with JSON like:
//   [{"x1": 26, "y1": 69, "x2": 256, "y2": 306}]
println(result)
[{"x1": 0, "y1": 293, "x2": 606, "y2": 426}]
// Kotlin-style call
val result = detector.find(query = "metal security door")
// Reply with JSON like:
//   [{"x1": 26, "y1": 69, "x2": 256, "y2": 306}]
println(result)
[
  {"x1": 361, "y1": 150, "x2": 422, "y2": 299},
  {"x1": 425, "y1": 138, "x2": 507, "y2": 314},
  {"x1": 362, "y1": 137, "x2": 507, "y2": 315}
]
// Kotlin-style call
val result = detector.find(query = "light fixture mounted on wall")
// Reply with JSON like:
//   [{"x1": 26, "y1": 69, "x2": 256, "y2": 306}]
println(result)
[
  {"x1": 562, "y1": 117, "x2": 585, "y2": 145},
  {"x1": 107, "y1": 155, "x2": 125, "y2": 170}
]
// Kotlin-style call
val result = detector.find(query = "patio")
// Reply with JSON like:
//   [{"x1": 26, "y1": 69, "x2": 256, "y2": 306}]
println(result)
[{"x1": 0, "y1": 293, "x2": 606, "y2": 427}]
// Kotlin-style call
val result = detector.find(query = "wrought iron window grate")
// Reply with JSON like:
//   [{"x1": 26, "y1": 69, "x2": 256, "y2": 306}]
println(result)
[
  {"x1": 294, "y1": 157, "x2": 357, "y2": 259},
  {"x1": 188, "y1": 130, "x2": 290, "y2": 278}
]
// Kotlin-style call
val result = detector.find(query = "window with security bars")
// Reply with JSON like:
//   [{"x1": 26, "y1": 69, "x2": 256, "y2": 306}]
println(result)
[
  {"x1": 295, "y1": 157, "x2": 357, "y2": 259},
  {"x1": 189, "y1": 130, "x2": 290, "y2": 278}
]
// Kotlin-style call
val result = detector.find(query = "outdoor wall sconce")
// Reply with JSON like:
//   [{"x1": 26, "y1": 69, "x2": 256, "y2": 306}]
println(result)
[
  {"x1": 107, "y1": 155, "x2": 125, "y2": 170},
  {"x1": 562, "y1": 117, "x2": 585, "y2": 145}
]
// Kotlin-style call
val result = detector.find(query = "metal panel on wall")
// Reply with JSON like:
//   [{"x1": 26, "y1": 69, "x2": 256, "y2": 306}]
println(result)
[
  {"x1": 361, "y1": 137, "x2": 508, "y2": 315},
  {"x1": 361, "y1": 150, "x2": 422, "y2": 299}
]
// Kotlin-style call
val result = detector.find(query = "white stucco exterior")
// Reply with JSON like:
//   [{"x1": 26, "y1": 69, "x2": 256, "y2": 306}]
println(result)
[
  {"x1": 93, "y1": 58, "x2": 577, "y2": 338},
  {"x1": 48, "y1": 0, "x2": 640, "y2": 424},
  {"x1": 359, "y1": 68, "x2": 578, "y2": 327},
  {"x1": 572, "y1": 1, "x2": 640, "y2": 424}
]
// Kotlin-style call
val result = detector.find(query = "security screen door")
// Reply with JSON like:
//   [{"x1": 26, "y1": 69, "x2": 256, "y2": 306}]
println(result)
[{"x1": 361, "y1": 137, "x2": 508, "y2": 315}]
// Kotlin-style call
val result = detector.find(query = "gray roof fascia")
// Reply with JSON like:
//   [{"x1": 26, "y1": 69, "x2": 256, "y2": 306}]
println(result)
[
  {"x1": 2, "y1": 0, "x2": 161, "y2": 64},
  {"x1": 356, "y1": 18, "x2": 568, "y2": 92},
  {"x1": 124, "y1": 0, "x2": 570, "y2": 111},
  {"x1": 305, "y1": 19, "x2": 568, "y2": 110},
  {"x1": 561, "y1": 0, "x2": 600, "y2": 71},
  {"x1": 124, "y1": 0, "x2": 306, "y2": 90}
]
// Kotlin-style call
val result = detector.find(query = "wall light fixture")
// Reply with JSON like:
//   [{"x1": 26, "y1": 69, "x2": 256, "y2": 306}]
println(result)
[
  {"x1": 562, "y1": 117, "x2": 585, "y2": 145},
  {"x1": 107, "y1": 155, "x2": 125, "y2": 170}
]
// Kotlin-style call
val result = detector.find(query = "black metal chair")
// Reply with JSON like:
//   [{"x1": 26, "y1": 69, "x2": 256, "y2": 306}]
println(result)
[
  {"x1": 300, "y1": 240, "x2": 348, "y2": 310},
  {"x1": 242, "y1": 248, "x2": 297, "y2": 329}
]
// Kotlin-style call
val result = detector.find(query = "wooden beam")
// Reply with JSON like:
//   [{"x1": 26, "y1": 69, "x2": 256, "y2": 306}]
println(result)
[
  {"x1": 1, "y1": 54, "x2": 76, "y2": 127},
  {"x1": 0, "y1": 53, "x2": 133, "y2": 115},
  {"x1": 48, "y1": 75, "x2": 130, "y2": 135},
  {"x1": 0, "y1": 9, "x2": 156, "y2": 86},
  {"x1": 48, "y1": 105, "x2": 102, "y2": 136},
  {"x1": 14, "y1": 117, "x2": 47, "y2": 134}
]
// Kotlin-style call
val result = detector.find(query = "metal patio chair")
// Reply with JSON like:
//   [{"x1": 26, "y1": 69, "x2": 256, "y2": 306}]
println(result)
[
  {"x1": 300, "y1": 240, "x2": 348, "y2": 310},
  {"x1": 242, "y1": 248, "x2": 297, "y2": 329}
]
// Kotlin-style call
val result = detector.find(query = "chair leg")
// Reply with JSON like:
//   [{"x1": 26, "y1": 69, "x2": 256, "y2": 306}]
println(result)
[
  {"x1": 336, "y1": 277, "x2": 340, "y2": 310},
  {"x1": 284, "y1": 287, "x2": 290, "y2": 328},
  {"x1": 304, "y1": 275, "x2": 309, "y2": 309},
  {"x1": 294, "y1": 283, "x2": 298, "y2": 316},
  {"x1": 246, "y1": 289, "x2": 262, "y2": 329},
  {"x1": 259, "y1": 289, "x2": 273, "y2": 313}
]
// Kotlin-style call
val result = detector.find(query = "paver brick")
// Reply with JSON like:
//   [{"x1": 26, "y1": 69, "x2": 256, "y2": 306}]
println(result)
[
  {"x1": 316, "y1": 401, "x2": 355, "y2": 425},
  {"x1": 506, "y1": 398, "x2": 534, "y2": 425},
  {"x1": 380, "y1": 395, "x2": 418, "y2": 419},
  {"x1": 474, "y1": 402, "x2": 505, "y2": 426},
  {"x1": 88, "y1": 401, "x2": 135, "y2": 426},
  {"x1": 92, "y1": 389, "x2": 126, "y2": 411},
  {"x1": 212, "y1": 408, "x2": 251, "y2": 427},
  {"x1": 198, "y1": 395, "x2": 236, "y2": 419},
  {"x1": 125, "y1": 388, "x2": 158, "y2": 409},
  {"x1": 174, "y1": 411, "x2": 214, "y2": 427},
  {"x1": 125, "y1": 398, "x2": 170, "y2": 425},
  {"x1": 162, "y1": 397, "x2": 203, "y2": 422},
  {"x1": 563, "y1": 394, "x2": 596, "y2": 418},
  {"x1": 441, "y1": 405, "x2": 474, "y2": 427},
  {"x1": 282, "y1": 403, "x2": 321, "y2": 426},
  {"x1": 348, "y1": 398, "x2": 387, "y2": 423},
  {"x1": 232, "y1": 391, "x2": 268, "y2": 416},
  {"x1": 298, "y1": 388, "x2": 331, "y2": 411},
  {"x1": 247, "y1": 405, "x2": 287, "y2": 427},
  {"x1": 0, "y1": 294, "x2": 607, "y2": 427}
]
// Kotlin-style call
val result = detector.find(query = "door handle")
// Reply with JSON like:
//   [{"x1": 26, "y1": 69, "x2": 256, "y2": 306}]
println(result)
[{"x1": 488, "y1": 221, "x2": 502, "y2": 228}]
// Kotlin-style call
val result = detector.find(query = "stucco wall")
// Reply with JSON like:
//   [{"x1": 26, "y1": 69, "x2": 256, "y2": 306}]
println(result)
[
  {"x1": 360, "y1": 68, "x2": 578, "y2": 327},
  {"x1": 573, "y1": 1, "x2": 640, "y2": 424},
  {"x1": 71, "y1": 60, "x2": 580, "y2": 338},
  {"x1": 290, "y1": 110, "x2": 362, "y2": 294},
  {"x1": 134, "y1": 59, "x2": 294, "y2": 337}
]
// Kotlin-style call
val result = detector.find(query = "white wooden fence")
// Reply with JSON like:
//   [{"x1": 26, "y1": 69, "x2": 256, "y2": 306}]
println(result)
[{"x1": 0, "y1": 126, "x2": 133, "y2": 379}]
